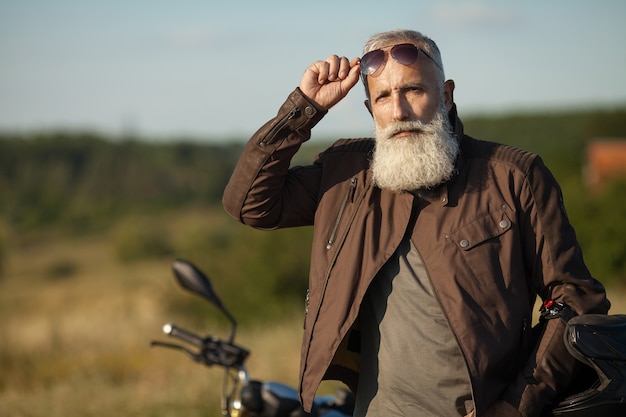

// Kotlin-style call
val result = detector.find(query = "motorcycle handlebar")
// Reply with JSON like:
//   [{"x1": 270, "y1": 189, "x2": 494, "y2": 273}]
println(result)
[
  {"x1": 153, "y1": 322, "x2": 249, "y2": 369},
  {"x1": 163, "y1": 323, "x2": 204, "y2": 348}
]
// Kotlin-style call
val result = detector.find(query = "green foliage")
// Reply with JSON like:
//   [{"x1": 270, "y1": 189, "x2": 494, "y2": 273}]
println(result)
[
  {"x1": 0, "y1": 131, "x2": 243, "y2": 233},
  {"x1": 1, "y1": 106, "x2": 625, "y2": 321},
  {"x1": 564, "y1": 179, "x2": 626, "y2": 284},
  {"x1": 162, "y1": 214, "x2": 313, "y2": 326},
  {"x1": 463, "y1": 108, "x2": 626, "y2": 174}
]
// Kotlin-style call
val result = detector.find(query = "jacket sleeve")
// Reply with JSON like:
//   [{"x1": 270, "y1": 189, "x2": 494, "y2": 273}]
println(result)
[
  {"x1": 502, "y1": 156, "x2": 610, "y2": 417},
  {"x1": 222, "y1": 88, "x2": 328, "y2": 229}
]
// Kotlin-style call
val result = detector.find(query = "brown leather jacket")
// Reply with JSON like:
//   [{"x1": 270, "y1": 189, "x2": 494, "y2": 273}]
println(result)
[{"x1": 222, "y1": 88, "x2": 610, "y2": 416}]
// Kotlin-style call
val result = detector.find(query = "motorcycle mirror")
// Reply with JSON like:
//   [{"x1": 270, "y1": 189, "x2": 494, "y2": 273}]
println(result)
[
  {"x1": 172, "y1": 259, "x2": 224, "y2": 307},
  {"x1": 171, "y1": 259, "x2": 237, "y2": 342}
]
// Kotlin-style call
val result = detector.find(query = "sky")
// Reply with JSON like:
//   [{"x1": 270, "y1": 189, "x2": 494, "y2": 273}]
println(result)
[{"x1": 1, "y1": 0, "x2": 625, "y2": 141}]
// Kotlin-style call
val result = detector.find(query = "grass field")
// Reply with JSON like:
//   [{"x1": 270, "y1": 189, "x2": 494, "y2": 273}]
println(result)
[
  {"x1": 0, "y1": 229, "x2": 318, "y2": 417},
  {"x1": 1, "y1": 227, "x2": 624, "y2": 417}
]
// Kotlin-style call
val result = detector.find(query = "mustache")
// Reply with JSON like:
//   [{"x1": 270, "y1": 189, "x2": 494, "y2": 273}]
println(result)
[{"x1": 379, "y1": 119, "x2": 435, "y2": 139}]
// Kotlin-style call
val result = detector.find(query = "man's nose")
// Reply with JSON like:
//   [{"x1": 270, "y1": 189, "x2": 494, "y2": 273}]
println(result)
[{"x1": 391, "y1": 94, "x2": 411, "y2": 121}]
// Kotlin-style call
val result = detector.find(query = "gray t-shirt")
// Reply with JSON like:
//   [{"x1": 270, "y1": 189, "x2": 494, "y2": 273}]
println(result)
[{"x1": 354, "y1": 237, "x2": 474, "y2": 417}]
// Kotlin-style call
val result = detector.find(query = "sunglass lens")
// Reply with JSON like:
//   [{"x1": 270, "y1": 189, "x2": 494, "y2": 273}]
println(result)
[
  {"x1": 390, "y1": 44, "x2": 419, "y2": 66},
  {"x1": 360, "y1": 49, "x2": 385, "y2": 75}
]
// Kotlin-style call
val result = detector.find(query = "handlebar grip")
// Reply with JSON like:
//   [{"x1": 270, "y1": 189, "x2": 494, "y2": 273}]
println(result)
[{"x1": 163, "y1": 323, "x2": 204, "y2": 348}]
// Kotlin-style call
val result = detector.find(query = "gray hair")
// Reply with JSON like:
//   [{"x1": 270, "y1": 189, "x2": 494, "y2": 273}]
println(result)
[{"x1": 361, "y1": 30, "x2": 445, "y2": 97}]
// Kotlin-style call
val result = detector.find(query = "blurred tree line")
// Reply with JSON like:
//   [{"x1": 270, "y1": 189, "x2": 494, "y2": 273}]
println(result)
[
  {"x1": 0, "y1": 132, "x2": 242, "y2": 232},
  {"x1": 1, "y1": 107, "x2": 625, "y2": 322}
]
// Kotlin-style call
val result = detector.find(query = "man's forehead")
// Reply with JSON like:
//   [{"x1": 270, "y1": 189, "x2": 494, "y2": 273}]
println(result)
[{"x1": 369, "y1": 57, "x2": 438, "y2": 88}]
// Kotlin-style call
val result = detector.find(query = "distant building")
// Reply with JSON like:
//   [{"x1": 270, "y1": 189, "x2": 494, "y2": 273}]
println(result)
[{"x1": 584, "y1": 139, "x2": 626, "y2": 191}]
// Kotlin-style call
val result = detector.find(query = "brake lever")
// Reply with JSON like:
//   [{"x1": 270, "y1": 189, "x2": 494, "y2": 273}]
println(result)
[{"x1": 150, "y1": 340, "x2": 213, "y2": 365}]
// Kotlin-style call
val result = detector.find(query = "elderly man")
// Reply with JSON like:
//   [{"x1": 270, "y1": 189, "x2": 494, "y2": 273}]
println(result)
[{"x1": 222, "y1": 29, "x2": 609, "y2": 417}]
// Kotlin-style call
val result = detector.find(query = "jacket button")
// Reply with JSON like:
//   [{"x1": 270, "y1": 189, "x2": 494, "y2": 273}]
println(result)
[
  {"x1": 460, "y1": 239, "x2": 469, "y2": 248},
  {"x1": 499, "y1": 220, "x2": 509, "y2": 229},
  {"x1": 304, "y1": 106, "x2": 315, "y2": 116}
]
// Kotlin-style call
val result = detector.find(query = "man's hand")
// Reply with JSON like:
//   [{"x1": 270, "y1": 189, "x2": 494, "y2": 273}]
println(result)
[{"x1": 299, "y1": 55, "x2": 361, "y2": 109}]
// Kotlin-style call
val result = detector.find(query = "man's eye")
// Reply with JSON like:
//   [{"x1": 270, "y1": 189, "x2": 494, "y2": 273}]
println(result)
[{"x1": 374, "y1": 94, "x2": 390, "y2": 103}]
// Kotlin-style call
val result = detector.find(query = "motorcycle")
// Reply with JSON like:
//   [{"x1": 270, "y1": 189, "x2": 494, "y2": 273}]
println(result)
[{"x1": 151, "y1": 259, "x2": 354, "y2": 417}]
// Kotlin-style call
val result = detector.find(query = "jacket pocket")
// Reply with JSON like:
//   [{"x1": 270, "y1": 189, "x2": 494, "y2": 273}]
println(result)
[
  {"x1": 445, "y1": 204, "x2": 517, "y2": 293},
  {"x1": 447, "y1": 205, "x2": 512, "y2": 251},
  {"x1": 259, "y1": 107, "x2": 301, "y2": 146}
]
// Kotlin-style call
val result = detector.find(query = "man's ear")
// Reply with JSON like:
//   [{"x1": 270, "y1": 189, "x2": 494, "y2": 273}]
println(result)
[
  {"x1": 444, "y1": 79, "x2": 455, "y2": 112},
  {"x1": 364, "y1": 99, "x2": 373, "y2": 117}
]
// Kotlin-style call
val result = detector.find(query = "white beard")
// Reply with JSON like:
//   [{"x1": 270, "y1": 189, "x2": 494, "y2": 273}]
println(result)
[{"x1": 371, "y1": 109, "x2": 459, "y2": 192}]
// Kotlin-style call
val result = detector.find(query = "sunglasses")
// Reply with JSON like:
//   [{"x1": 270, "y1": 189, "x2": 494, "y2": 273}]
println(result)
[{"x1": 360, "y1": 43, "x2": 442, "y2": 77}]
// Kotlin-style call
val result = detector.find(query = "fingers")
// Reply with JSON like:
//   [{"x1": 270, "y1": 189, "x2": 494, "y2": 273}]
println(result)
[
  {"x1": 317, "y1": 55, "x2": 357, "y2": 84},
  {"x1": 346, "y1": 56, "x2": 362, "y2": 83},
  {"x1": 300, "y1": 54, "x2": 361, "y2": 109}
]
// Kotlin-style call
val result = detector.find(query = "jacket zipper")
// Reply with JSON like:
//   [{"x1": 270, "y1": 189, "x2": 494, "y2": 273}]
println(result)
[
  {"x1": 259, "y1": 107, "x2": 300, "y2": 147},
  {"x1": 326, "y1": 177, "x2": 358, "y2": 249},
  {"x1": 314, "y1": 178, "x2": 369, "y2": 317},
  {"x1": 304, "y1": 177, "x2": 359, "y2": 323}
]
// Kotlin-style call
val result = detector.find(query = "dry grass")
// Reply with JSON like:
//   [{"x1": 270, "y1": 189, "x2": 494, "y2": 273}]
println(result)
[
  {"x1": 0, "y1": 232, "x2": 309, "y2": 417},
  {"x1": 1, "y1": 230, "x2": 624, "y2": 417}
]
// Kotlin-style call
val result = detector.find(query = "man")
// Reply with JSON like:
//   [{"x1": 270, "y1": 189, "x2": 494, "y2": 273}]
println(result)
[{"x1": 222, "y1": 30, "x2": 610, "y2": 416}]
